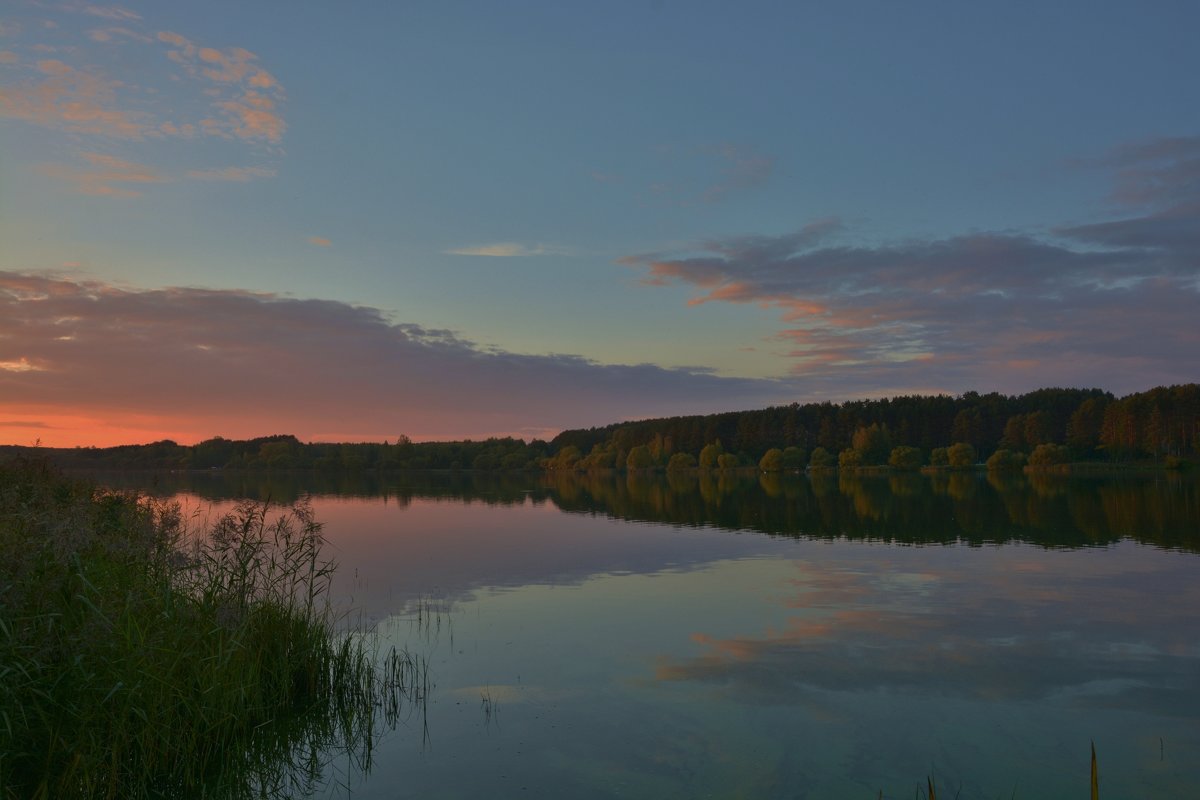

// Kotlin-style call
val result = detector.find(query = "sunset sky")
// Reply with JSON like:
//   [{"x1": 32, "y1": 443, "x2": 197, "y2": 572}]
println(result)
[{"x1": 2, "y1": 1, "x2": 1198, "y2": 447}]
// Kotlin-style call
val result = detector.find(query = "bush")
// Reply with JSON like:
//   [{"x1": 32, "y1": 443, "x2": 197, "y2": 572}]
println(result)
[
  {"x1": 838, "y1": 448, "x2": 863, "y2": 469},
  {"x1": 717, "y1": 453, "x2": 740, "y2": 470},
  {"x1": 759, "y1": 448, "x2": 784, "y2": 471},
  {"x1": 780, "y1": 446, "x2": 807, "y2": 471},
  {"x1": 930, "y1": 447, "x2": 949, "y2": 467},
  {"x1": 1027, "y1": 443, "x2": 1070, "y2": 467},
  {"x1": 626, "y1": 445, "x2": 654, "y2": 470},
  {"x1": 888, "y1": 446, "x2": 922, "y2": 471},
  {"x1": 698, "y1": 440, "x2": 724, "y2": 469},
  {"x1": 809, "y1": 447, "x2": 834, "y2": 469},
  {"x1": 666, "y1": 452, "x2": 697, "y2": 471},
  {"x1": 947, "y1": 442, "x2": 977, "y2": 468},
  {"x1": 986, "y1": 449, "x2": 1026, "y2": 471}
]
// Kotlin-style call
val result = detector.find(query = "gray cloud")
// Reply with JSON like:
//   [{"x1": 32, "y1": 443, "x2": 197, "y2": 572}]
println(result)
[
  {"x1": 621, "y1": 136, "x2": 1200, "y2": 398},
  {"x1": 653, "y1": 553, "x2": 1200, "y2": 719},
  {"x1": 0, "y1": 272, "x2": 794, "y2": 442},
  {"x1": 702, "y1": 143, "x2": 774, "y2": 203}
]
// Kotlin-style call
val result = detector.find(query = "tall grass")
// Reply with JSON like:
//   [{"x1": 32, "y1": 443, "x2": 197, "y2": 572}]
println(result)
[{"x1": 0, "y1": 460, "x2": 417, "y2": 799}]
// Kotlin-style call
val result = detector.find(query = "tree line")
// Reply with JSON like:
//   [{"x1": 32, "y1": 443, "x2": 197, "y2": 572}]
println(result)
[
  {"x1": 546, "y1": 383, "x2": 1199, "y2": 471},
  {"x1": 3, "y1": 384, "x2": 1196, "y2": 472}
]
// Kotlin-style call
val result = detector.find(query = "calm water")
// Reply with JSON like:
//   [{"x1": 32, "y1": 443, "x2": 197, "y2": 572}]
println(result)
[{"x1": 115, "y1": 470, "x2": 1200, "y2": 799}]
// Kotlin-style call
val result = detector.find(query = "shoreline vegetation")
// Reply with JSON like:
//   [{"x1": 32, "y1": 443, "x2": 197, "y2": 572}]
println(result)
[
  {"x1": 0, "y1": 461, "x2": 421, "y2": 800},
  {"x1": 2, "y1": 383, "x2": 1197, "y2": 475}
]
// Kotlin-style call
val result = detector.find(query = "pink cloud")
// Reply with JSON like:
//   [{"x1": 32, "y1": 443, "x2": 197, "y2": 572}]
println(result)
[
  {"x1": 620, "y1": 138, "x2": 1200, "y2": 399},
  {"x1": 0, "y1": 272, "x2": 790, "y2": 447},
  {"x1": 185, "y1": 165, "x2": 275, "y2": 181},
  {"x1": 0, "y1": 58, "x2": 148, "y2": 138},
  {"x1": 157, "y1": 32, "x2": 286, "y2": 144},
  {"x1": 1, "y1": 23, "x2": 287, "y2": 149},
  {"x1": 38, "y1": 151, "x2": 163, "y2": 196}
]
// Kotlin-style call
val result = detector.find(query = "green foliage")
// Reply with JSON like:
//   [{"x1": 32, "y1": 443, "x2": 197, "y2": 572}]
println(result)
[
  {"x1": 698, "y1": 440, "x2": 725, "y2": 469},
  {"x1": 1027, "y1": 442, "x2": 1070, "y2": 467},
  {"x1": 888, "y1": 445, "x2": 922, "y2": 471},
  {"x1": 986, "y1": 449, "x2": 1025, "y2": 471},
  {"x1": 577, "y1": 443, "x2": 618, "y2": 470},
  {"x1": 646, "y1": 432, "x2": 673, "y2": 465},
  {"x1": 947, "y1": 442, "x2": 977, "y2": 468},
  {"x1": 838, "y1": 448, "x2": 863, "y2": 469},
  {"x1": 929, "y1": 447, "x2": 949, "y2": 467},
  {"x1": 1067, "y1": 397, "x2": 1108, "y2": 456},
  {"x1": 545, "y1": 444, "x2": 582, "y2": 471},
  {"x1": 809, "y1": 447, "x2": 834, "y2": 469},
  {"x1": 759, "y1": 448, "x2": 784, "y2": 472},
  {"x1": 7, "y1": 383, "x2": 1199, "y2": 474},
  {"x1": 625, "y1": 445, "x2": 654, "y2": 470},
  {"x1": 0, "y1": 462, "x2": 413, "y2": 800},
  {"x1": 780, "y1": 446, "x2": 807, "y2": 471},
  {"x1": 1000, "y1": 415, "x2": 1027, "y2": 451},
  {"x1": 666, "y1": 452, "x2": 697, "y2": 471},
  {"x1": 851, "y1": 423, "x2": 893, "y2": 465}
]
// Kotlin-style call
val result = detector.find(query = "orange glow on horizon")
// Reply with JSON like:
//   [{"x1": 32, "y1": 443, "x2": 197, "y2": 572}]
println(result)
[
  {"x1": 0, "y1": 410, "x2": 204, "y2": 448},
  {"x1": 0, "y1": 407, "x2": 562, "y2": 448}
]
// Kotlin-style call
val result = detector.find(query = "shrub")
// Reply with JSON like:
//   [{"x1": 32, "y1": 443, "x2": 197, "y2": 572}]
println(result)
[
  {"x1": 986, "y1": 449, "x2": 1026, "y2": 471},
  {"x1": 759, "y1": 448, "x2": 784, "y2": 471},
  {"x1": 838, "y1": 448, "x2": 864, "y2": 469},
  {"x1": 809, "y1": 447, "x2": 834, "y2": 469},
  {"x1": 1027, "y1": 443, "x2": 1070, "y2": 467},
  {"x1": 626, "y1": 445, "x2": 654, "y2": 470},
  {"x1": 698, "y1": 440, "x2": 724, "y2": 469},
  {"x1": 780, "y1": 446, "x2": 807, "y2": 471},
  {"x1": 888, "y1": 445, "x2": 922, "y2": 471},
  {"x1": 666, "y1": 452, "x2": 697, "y2": 471},
  {"x1": 947, "y1": 442, "x2": 977, "y2": 468}
]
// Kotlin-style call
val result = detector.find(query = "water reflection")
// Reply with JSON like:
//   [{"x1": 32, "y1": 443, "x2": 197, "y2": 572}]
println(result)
[
  {"x1": 93, "y1": 470, "x2": 1200, "y2": 798},
  {"x1": 99, "y1": 469, "x2": 1200, "y2": 552},
  {"x1": 654, "y1": 546, "x2": 1200, "y2": 718}
]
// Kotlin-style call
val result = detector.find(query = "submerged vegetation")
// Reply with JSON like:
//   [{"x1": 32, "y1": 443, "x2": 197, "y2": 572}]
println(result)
[{"x1": 0, "y1": 460, "x2": 418, "y2": 799}]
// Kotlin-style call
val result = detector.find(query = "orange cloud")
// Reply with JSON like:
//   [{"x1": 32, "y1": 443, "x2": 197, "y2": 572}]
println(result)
[
  {"x1": 157, "y1": 31, "x2": 286, "y2": 144},
  {"x1": 0, "y1": 59, "x2": 149, "y2": 138},
  {"x1": 185, "y1": 165, "x2": 275, "y2": 181},
  {"x1": 216, "y1": 91, "x2": 284, "y2": 143},
  {"x1": 1, "y1": 22, "x2": 286, "y2": 149},
  {"x1": 308, "y1": 236, "x2": 332, "y2": 247},
  {"x1": 445, "y1": 242, "x2": 568, "y2": 257},
  {"x1": 38, "y1": 151, "x2": 164, "y2": 196},
  {"x1": 0, "y1": 357, "x2": 44, "y2": 373}
]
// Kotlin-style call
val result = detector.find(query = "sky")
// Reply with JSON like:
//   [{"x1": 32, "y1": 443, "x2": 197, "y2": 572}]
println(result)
[{"x1": 1, "y1": 1, "x2": 1198, "y2": 447}]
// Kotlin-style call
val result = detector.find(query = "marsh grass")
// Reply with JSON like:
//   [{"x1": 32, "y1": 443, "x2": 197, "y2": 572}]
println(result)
[{"x1": 0, "y1": 460, "x2": 420, "y2": 799}]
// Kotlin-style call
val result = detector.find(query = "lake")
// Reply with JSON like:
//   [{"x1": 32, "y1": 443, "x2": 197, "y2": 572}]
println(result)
[{"x1": 111, "y1": 469, "x2": 1200, "y2": 799}]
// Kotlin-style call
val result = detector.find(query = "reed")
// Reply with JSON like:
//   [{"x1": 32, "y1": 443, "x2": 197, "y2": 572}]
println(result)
[{"x1": 0, "y1": 460, "x2": 416, "y2": 799}]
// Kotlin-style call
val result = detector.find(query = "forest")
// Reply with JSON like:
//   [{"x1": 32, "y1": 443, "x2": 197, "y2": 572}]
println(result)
[{"x1": 3, "y1": 384, "x2": 1197, "y2": 472}]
